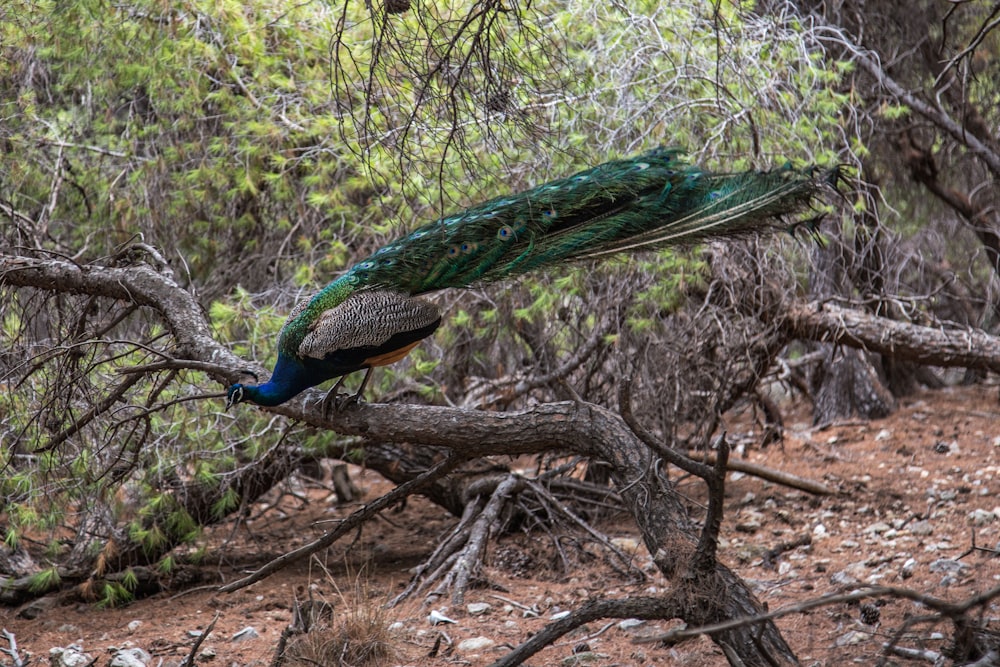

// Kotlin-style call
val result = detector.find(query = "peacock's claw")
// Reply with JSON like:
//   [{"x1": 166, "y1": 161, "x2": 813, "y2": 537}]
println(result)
[{"x1": 318, "y1": 388, "x2": 365, "y2": 418}]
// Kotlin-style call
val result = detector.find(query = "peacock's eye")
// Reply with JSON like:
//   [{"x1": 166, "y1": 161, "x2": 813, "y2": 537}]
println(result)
[{"x1": 226, "y1": 385, "x2": 245, "y2": 409}]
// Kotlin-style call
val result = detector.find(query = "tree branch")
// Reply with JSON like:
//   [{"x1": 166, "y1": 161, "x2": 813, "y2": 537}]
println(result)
[{"x1": 782, "y1": 299, "x2": 1000, "y2": 374}]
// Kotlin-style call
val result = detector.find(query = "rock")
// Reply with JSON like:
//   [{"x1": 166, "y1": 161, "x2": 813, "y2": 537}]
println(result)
[
  {"x1": 610, "y1": 537, "x2": 641, "y2": 554},
  {"x1": 830, "y1": 562, "x2": 866, "y2": 586},
  {"x1": 456, "y1": 637, "x2": 495, "y2": 652},
  {"x1": 929, "y1": 558, "x2": 969, "y2": 576},
  {"x1": 835, "y1": 630, "x2": 867, "y2": 647},
  {"x1": 56, "y1": 624, "x2": 79, "y2": 634},
  {"x1": 909, "y1": 520, "x2": 934, "y2": 536},
  {"x1": 864, "y1": 521, "x2": 891, "y2": 535},
  {"x1": 127, "y1": 620, "x2": 143, "y2": 633},
  {"x1": 550, "y1": 610, "x2": 571, "y2": 621},
  {"x1": 231, "y1": 626, "x2": 259, "y2": 642},
  {"x1": 110, "y1": 647, "x2": 152, "y2": 667},
  {"x1": 735, "y1": 516, "x2": 762, "y2": 533},
  {"x1": 197, "y1": 647, "x2": 216, "y2": 662},
  {"x1": 467, "y1": 602, "x2": 491, "y2": 616},
  {"x1": 388, "y1": 621, "x2": 406, "y2": 634},
  {"x1": 900, "y1": 558, "x2": 917, "y2": 579},
  {"x1": 812, "y1": 524, "x2": 827, "y2": 538},
  {"x1": 875, "y1": 429, "x2": 891, "y2": 441},
  {"x1": 18, "y1": 595, "x2": 58, "y2": 620},
  {"x1": 617, "y1": 618, "x2": 645, "y2": 631},
  {"x1": 50, "y1": 646, "x2": 94, "y2": 667},
  {"x1": 969, "y1": 509, "x2": 996, "y2": 525},
  {"x1": 561, "y1": 651, "x2": 609, "y2": 665}
]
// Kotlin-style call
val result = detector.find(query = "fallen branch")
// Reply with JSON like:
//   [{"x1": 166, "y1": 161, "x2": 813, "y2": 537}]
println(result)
[{"x1": 687, "y1": 451, "x2": 836, "y2": 496}]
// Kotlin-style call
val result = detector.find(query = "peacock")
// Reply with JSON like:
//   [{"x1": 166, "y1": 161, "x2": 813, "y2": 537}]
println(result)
[{"x1": 226, "y1": 148, "x2": 837, "y2": 410}]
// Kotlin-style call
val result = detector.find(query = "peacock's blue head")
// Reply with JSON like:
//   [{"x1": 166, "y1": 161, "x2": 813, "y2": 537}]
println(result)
[{"x1": 226, "y1": 383, "x2": 249, "y2": 409}]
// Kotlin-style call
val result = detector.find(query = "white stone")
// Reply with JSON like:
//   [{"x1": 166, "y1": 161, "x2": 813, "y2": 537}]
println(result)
[
  {"x1": 467, "y1": 602, "x2": 491, "y2": 616},
  {"x1": 109, "y1": 648, "x2": 152, "y2": 667},
  {"x1": 457, "y1": 636, "x2": 495, "y2": 652},
  {"x1": 970, "y1": 509, "x2": 997, "y2": 525},
  {"x1": 50, "y1": 647, "x2": 94, "y2": 667}
]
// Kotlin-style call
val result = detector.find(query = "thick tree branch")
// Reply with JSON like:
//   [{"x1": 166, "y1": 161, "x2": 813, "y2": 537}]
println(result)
[{"x1": 783, "y1": 299, "x2": 1000, "y2": 374}]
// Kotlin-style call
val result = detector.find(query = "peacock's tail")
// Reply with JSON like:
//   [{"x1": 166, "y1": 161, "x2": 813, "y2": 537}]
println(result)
[{"x1": 339, "y1": 148, "x2": 836, "y2": 297}]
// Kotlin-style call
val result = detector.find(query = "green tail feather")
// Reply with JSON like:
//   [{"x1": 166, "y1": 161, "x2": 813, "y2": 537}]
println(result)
[{"x1": 341, "y1": 148, "x2": 834, "y2": 296}]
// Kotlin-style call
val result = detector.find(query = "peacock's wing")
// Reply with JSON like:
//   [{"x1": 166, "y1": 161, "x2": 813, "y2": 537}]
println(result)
[{"x1": 297, "y1": 290, "x2": 441, "y2": 367}]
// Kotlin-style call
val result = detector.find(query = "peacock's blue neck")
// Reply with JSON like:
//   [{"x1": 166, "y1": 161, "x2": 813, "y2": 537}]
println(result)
[{"x1": 243, "y1": 353, "x2": 317, "y2": 406}]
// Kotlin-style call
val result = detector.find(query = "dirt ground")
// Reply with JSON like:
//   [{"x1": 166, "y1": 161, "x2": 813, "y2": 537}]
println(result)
[{"x1": 5, "y1": 382, "x2": 1000, "y2": 666}]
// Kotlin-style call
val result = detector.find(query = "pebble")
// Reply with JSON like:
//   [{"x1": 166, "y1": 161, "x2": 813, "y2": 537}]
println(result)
[
  {"x1": 550, "y1": 610, "x2": 572, "y2": 621},
  {"x1": 909, "y1": 520, "x2": 934, "y2": 536},
  {"x1": 900, "y1": 558, "x2": 917, "y2": 579},
  {"x1": 929, "y1": 558, "x2": 968, "y2": 575},
  {"x1": 970, "y1": 509, "x2": 996, "y2": 525},
  {"x1": 456, "y1": 636, "x2": 495, "y2": 652},
  {"x1": 231, "y1": 626, "x2": 259, "y2": 642},
  {"x1": 864, "y1": 521, "x2": 891, "y2": 535},
  {"x1": 467, "y1": 602, "x2": 491, "y2": 616},
  {"x1": 198, "y1": 647, "x2": 216, "y2": 662},
  {"x1": 109, "y1": 647, "x2": 152, "y2": 667},
  {"x1": 127, "y1": 620, "x2": 143, "y2": 633}
]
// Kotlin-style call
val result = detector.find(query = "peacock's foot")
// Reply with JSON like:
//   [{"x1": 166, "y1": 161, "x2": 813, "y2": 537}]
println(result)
[{"x1": 319, "y1": 389, "x2": 365, "y2": 418}]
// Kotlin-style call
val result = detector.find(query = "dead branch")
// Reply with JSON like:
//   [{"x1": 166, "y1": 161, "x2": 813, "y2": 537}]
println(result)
[
  {"x1": 783, "y1": 299, "x2": 1000, "y2": 374},
  {"x1": 687, "y1": 451, "x2": 836, "y2": 496}
]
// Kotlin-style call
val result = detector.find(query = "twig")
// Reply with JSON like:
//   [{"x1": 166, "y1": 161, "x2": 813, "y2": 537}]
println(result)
[
  {"x1": 219, "y1": 453, "x2": 465, "y2": 592},
  {"x1": 487, "y1": 594, "x2": 539, "y2": 614},
  {"x1": 882, "y1": 643, "x2": 941, "y2": 663},
  {"x1": 0, "y1": 629, "x2": 25, "y2": 667},
  {"x1": 181, "y1": 612, "x2": 219, "y2": 667},
  {"x1": 636, "y1": 582, "x2": 1000, "y2": 645},
  {"x1": 686, "y1": 450, "x2": 835, "y2": 495}
]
